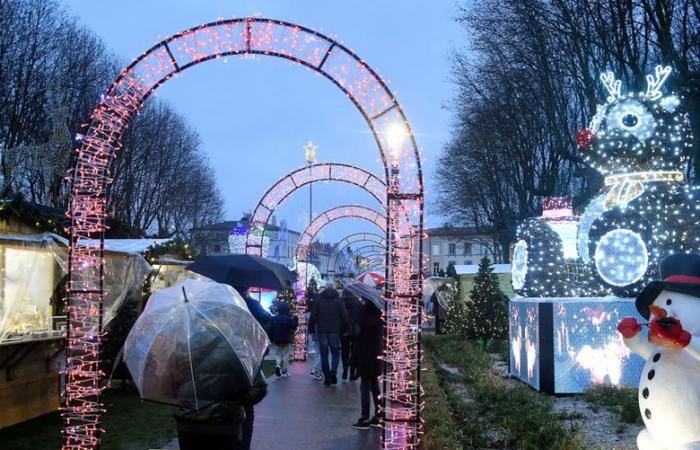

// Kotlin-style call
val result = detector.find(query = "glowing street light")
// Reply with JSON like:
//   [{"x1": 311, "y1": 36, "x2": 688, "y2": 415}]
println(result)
[{"x1": 386, "y1": 122, "x2": 408, "y2": 161}]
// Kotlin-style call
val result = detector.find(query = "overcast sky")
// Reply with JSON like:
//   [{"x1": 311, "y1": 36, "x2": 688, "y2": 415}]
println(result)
[{"x1": 61, "y1": 0, "x2": 465, "y2": 241}]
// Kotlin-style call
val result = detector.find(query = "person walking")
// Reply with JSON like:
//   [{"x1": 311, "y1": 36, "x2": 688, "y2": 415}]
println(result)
[
  {"x1": 306, "y1": 294, "x2": 324, "y2": 380},
  {"x1": 308, "y1": 281, "x2": 348, "y2": 385},
  {"x1": 352, "y1": 296, "x2": 384, "y2": 430},
  {"x1": 269, "y1": 302, "x2": 298, "y2": 378},
  {"x1": 234, "y1": 286, "x2": 272, "y2": 449},
  {"x1": 174, "y1": 369, "x2": 268, "y2": 450},
  {"x1": 340, "y1": 288, "x2": 362, "y2": 380}
]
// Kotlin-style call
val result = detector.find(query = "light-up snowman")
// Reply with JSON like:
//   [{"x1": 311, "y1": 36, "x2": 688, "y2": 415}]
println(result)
[
  {"x1": 512, "y1": 65, "x2": 696, "y2": 298},
  {"x1": 618, "y1": 253, "x2": 700, "y2": 450}
]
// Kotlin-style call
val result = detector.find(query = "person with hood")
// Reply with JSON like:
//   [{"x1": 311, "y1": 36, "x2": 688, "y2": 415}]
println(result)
[
  {"x1": 308, "y1": 281, "x2": 349, "y2": 385},
  {"x1": 341, "y1": 288, "x2": 362, "y2": 380},
  {"x1": 352, "y1": 296, "x2": 384, "y2": 430},
  {"x1": 233, "y1": 286, "x2": 271, "y2": 449},
  {"x1": 173, "y1": 366, "x2": 268, "y2": 450},
  {"x1": 269, "y1": 301, "x2": 299, "y2": 378}
]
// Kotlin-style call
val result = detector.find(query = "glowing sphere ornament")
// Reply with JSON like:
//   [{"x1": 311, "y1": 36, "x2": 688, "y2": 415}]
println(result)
[{"x1": 594, "y1": 229, "x2": 649, "y2": 287}]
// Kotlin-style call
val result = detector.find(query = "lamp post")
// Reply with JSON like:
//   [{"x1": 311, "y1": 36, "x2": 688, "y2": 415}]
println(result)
[{"x1": 303, "y1": 141, "x2": 317, "y2": 286}]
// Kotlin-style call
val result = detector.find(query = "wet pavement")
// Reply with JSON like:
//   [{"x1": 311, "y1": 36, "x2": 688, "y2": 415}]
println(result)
[{"x1": 160, "y1": 358, "x2": 381, "y2": 450}]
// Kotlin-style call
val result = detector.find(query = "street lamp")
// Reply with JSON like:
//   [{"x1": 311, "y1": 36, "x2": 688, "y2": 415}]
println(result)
[{"x1": 303, "y1": 141, "x2": 317, "y2": 286}]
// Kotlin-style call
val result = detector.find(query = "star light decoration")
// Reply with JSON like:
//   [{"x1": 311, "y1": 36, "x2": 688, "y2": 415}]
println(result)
[
  {"x1": 512, "y1": 65, "x2": 697, "y2": 299},
  {"x1": 63, "y1": 17, "x2": 424, "y2": 449},
  {"x1": 303, "y1": 140, "x2": 318, "y2": 164}
]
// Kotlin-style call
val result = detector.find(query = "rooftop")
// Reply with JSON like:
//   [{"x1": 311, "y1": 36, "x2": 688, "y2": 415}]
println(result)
[{"x1": 425, "y1": 226, "x2": 494, "y2": 237}]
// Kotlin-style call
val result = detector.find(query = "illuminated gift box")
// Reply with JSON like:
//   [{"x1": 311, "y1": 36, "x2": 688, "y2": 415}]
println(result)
[{"x1": 509, "y1": 297, "x2": 645, "y2": 393}]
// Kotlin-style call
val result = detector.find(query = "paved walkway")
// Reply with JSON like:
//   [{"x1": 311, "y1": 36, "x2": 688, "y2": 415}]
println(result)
[{"x1": 161, "y1": 358, "x2": 381, "y2": 450}]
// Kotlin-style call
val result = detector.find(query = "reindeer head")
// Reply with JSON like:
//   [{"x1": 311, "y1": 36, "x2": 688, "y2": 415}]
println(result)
[{"x1": 576, "y1": 65, "x2": 692, "y2": 177}]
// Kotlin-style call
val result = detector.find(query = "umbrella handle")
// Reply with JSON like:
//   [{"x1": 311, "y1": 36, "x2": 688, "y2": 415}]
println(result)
[{"x1": 182, "y1": 287, "x2": 189, "y2": 303}]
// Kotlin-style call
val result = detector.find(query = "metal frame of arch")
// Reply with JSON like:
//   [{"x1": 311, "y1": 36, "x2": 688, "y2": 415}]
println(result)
[
  {"x1": 335, "y1": 242, "x2": 386, "y2": 274},
  {"x1": 245, "y1": 163, "x2": 385, "y2": 254},
  {"x1": 326, "y1": 231, "x2": 385, "y2": 273},
  {"x1": 65, "y1": 17, "x2": 423, "y2": 449}
]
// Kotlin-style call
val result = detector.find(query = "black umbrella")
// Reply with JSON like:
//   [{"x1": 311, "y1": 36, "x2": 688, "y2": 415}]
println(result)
[
  {"x1": 344, "y1": 280, "x2": 386, "y2": 311},
  {"x1": 186, "y1": 254, "x2": 296, "y2": 290}
]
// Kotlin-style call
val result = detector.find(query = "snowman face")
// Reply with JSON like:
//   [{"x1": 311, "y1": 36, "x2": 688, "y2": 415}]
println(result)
[{"x1": 651, "y1": 290, "x2": 700, "y2": 334}]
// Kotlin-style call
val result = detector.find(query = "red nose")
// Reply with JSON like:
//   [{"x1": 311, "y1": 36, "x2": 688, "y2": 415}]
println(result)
[{"x1": 576, "y1": 128, "x2": 595, "y2": 149}]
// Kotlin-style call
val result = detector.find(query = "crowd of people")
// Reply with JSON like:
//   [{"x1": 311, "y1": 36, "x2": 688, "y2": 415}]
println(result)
[
  {"x1": 307, "y1": 281, "x2": 384, "y2": 429},
  {"x1": 172, "y1": 281, "x2": 384, "y2": 450}
]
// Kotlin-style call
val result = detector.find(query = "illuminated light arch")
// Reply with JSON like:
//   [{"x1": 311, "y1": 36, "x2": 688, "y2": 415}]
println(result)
[
  {"x1": 245, "y1": 163, "x2": 385, "y2": 254},
  {"x1": 335, "y1": 242, "x2": 387, "y2": 274},
  {"x1": 327, "y1": 231, "x2": 386, "y2": 273},
  {"x1": 66, "y1": 17, "x2": 423, "y2": 449},
  {"x1": 296, "y1": 205, "x2": 386, "y2": 263}
]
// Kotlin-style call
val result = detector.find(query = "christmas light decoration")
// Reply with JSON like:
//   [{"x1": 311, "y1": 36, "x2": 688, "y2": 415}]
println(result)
[
  {"x1": 295, "y1": 203, "x2": 387, "y2": 360},
  {"x1": 328, "y1": 231, "x2": 386, "y2": 275},
  {"x1": 244, "y1": 163, "x2": 386, "y2": 257},
  {"x1": 509, "y1": 65, "x2": 694, "y2": 395},
  {"x1": 65, "y1": 17, "x2": 423, "y2": 449},
  {"x1": 512, "y1": 65, "x2": 696, "y2": 298},
  {"x1": 296, "y1": 205, "x2": 387, "y2": 263}
]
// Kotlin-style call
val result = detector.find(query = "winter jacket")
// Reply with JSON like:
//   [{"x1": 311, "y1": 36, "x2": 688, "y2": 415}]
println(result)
[
  {"x1": 341, "y1": 289, "x2": 362, "y2": 336},
  {"x1": 269, "y1": 303, "x2": 299, "y2": 345},
  {"x1": 173, "y1": 370, "x2": 268, "y2": 438},
  {"x1": 356, "y1": 300, "x2": 384, "y2": 378},
  {"x1": 308, "y1": 288, "x2": 349, "y2": 334}
]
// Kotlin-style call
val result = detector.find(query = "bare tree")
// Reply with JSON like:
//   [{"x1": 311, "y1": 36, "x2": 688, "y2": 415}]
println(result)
[{"x1": 438, "y1": 0, "x2": 700, "y2": 260}]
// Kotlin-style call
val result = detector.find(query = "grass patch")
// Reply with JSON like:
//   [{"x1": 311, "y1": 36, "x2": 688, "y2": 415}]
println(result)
[
  {"x1": 421, "y1": 356, "x2": 464, "y2": 450},
  {"x1": 0, "y1": 386, "x2": 176, "y2": 450},
  {"x1": 423, "y1": 335, "x2": 585, "y2": 450},
  {"x1": 584, "y1": 384, "x2": 642, "y2": 425}
]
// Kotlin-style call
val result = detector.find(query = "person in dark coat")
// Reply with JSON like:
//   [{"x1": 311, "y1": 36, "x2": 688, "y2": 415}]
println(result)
[
  {"x1": 431, "y1": 292, "x2": 446, "y2": 335},
  {"x1": 174, "y1": 369, "x2": 268, "y2": 450},
  {"x1": 340, "y1": 288, "x2": 362, "y2": 380},
  {"x1": 269, "y1": 302, "x2": 298, "y2": 378},
  {"x1": 352, "y1": 298, "x2": 384, "y2": 430},
  {"x1": 308, "y1": 282, "x2": 349, "y2": 385},
  {"x1": 235, "y1": 286, "x2": 272, "y2": 329},
  {"x1": 233, "y1": 286, "x2": 271, "y2": 449}
]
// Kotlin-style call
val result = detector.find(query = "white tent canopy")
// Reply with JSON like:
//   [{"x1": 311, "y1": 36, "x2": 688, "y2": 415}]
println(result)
[{"x1": 0, "y1": 233, "x2": 171, "y2": 341}]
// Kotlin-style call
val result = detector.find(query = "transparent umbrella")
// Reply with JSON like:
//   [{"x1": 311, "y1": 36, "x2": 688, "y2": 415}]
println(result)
[{"x1": 124, "y1": 279, "x2": 269, "y2": 411}]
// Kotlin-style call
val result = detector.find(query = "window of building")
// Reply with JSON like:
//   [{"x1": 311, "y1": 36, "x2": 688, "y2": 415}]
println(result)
[
  {"x1": 464, "y1": 243, "x2": 472, "y2": 255},
  {"x1": 431, "y1": 244, "x2": 440, "y2": 256},
  {"x1": 448, "y1": 243, "x2": 456, "y2": 256},
  {"x1": 432, "y1": 262, "x2": 440, "y2": 275},
  {"x1": 464, "y1": 260, "x2": 472, "y2": 265}
]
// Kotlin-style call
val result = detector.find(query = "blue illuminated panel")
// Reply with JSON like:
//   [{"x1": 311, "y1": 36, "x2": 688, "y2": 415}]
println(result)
[
  {"x1": 509, "y1": 297, "x2": 645, "y2": 394},
  {"x1": 552, "y1": 298, "x2": 645, "y2": 393},
  {"x1": 509, "y1": 299, "x2": 540, "y2": 390}
]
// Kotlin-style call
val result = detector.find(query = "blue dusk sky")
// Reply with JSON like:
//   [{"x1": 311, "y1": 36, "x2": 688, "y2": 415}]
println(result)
[{"x1": 61, "y1": 1, "x2": 465, "y2": 241}]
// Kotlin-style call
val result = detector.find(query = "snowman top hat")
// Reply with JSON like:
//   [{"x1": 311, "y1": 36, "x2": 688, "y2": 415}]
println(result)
[{"x1": 636, "y1": 253, "x2": 700, "y2": 319}]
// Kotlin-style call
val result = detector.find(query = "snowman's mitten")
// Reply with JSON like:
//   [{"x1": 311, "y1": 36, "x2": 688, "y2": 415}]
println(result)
[
  {"x1": 618, "y1": 317, "x2": 642, "y2": 338},
  {"x1": 649, "y1": 316, "x2": 691, "y2": 348}
]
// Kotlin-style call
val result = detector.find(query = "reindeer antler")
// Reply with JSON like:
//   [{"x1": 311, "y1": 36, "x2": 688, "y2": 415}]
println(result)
[
  {"x1": 645, "y1": 65, "x2": 672, "y2": 100},
  {"x1": 600, "y1": 71, "x2": 622, "y2": 103}
]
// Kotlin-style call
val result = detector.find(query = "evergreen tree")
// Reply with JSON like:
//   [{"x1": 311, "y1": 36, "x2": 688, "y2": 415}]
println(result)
[
  {"x1": 272, "y1": 286, "x2": 297, "y2": 315},
  {"x1": 443, "y1": 286, "x2": 469, "y2": 337},
  {"x1": 464, "y1": 257, "x2": 508, "y2": 345},
  {"x1": 306, "y1": 277, "x2": 319, "y2": 301}
]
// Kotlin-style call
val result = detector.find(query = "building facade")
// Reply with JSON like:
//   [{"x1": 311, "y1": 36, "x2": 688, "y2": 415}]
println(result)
[
  {"x1": 190, "y1": 214, "x2": 301, "y2": 269},
  {"x1": 424, "y1": 226, "x2": 501, "y2": 276}
]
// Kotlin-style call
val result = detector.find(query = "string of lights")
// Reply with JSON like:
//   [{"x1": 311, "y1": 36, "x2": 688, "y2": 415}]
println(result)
[{"x1": 244, "y1": 163, "x2": 386, "y2": 257}]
